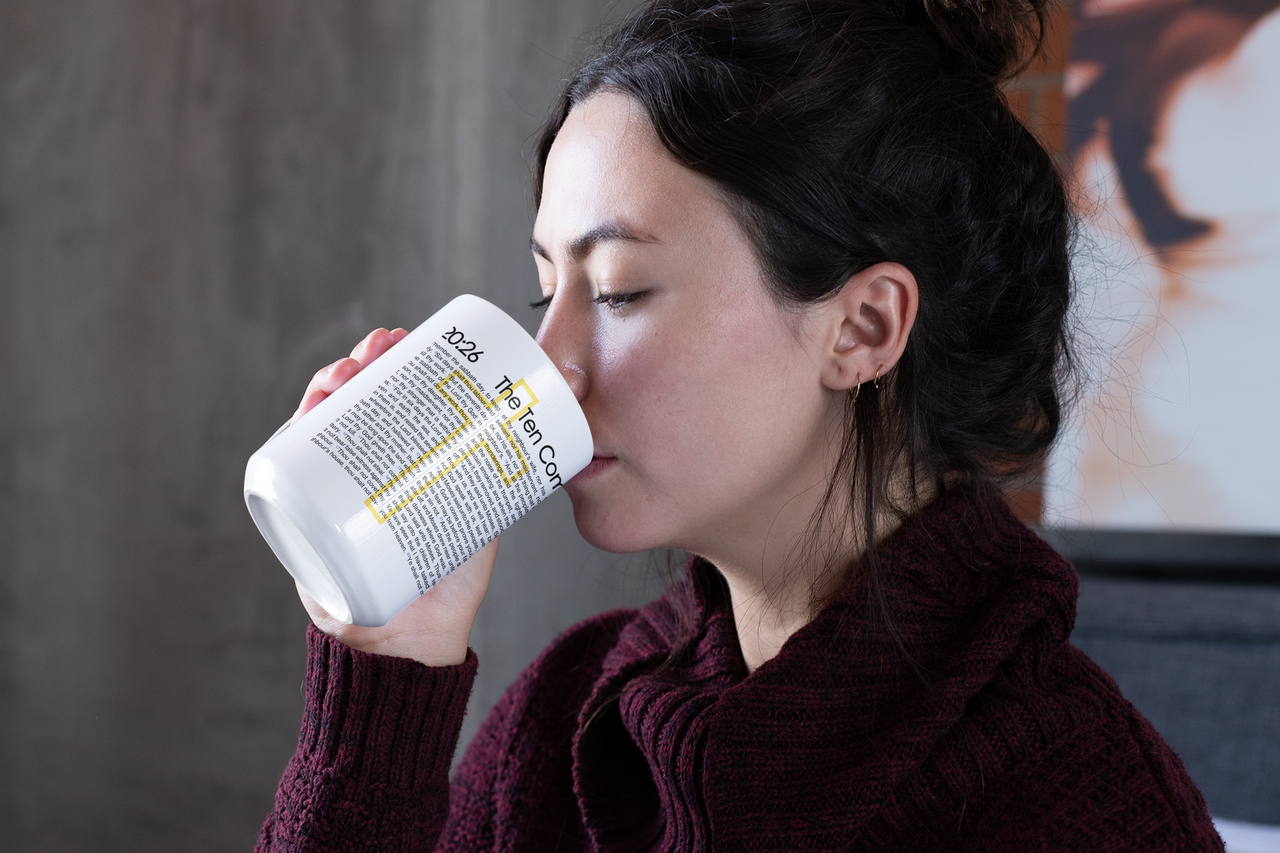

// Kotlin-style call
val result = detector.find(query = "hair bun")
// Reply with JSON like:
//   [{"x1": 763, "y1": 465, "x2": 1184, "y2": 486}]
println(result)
[{"x1": 919, "y1": 0, "x2": 1048, "y2": 80}]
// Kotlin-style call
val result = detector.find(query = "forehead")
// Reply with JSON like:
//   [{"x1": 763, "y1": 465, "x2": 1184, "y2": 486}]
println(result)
[{"x1": 534, "y1": 92, "x2": 730, "y2": 250}]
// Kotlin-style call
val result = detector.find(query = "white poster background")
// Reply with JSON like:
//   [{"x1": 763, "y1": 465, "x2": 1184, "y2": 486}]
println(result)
[{"x1": 1045, "y1": 7, "x2": 1280, "y2": 533}]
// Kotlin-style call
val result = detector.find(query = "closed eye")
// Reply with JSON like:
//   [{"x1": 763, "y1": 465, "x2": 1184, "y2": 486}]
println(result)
[
  {"x1": 593, "y1": 291, "x2": 646, "y2": 312},
  {"x1": 530, "y1": 293, "x2": 553, "y2": 313}
]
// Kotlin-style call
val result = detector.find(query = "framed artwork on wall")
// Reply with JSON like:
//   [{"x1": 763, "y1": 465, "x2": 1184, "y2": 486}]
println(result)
[{"x1": 1045, "y1": 0, "x2": 1280, "y2": 537}]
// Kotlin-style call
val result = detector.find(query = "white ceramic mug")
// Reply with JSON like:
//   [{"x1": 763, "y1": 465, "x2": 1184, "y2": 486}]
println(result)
[{"x1": 244, "y1": 295, "x2": 592, "y2": 626}]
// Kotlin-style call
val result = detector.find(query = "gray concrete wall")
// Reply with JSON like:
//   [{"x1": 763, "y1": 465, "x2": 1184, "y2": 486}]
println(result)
[{"x1": 0, "y1": 2, "x2": 658, "y2": 850}]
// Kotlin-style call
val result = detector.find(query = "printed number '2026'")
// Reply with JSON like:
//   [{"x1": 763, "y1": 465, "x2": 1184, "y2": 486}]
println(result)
[{"x1": 443, "y1": 327, "x2": 484, "y2": 363}]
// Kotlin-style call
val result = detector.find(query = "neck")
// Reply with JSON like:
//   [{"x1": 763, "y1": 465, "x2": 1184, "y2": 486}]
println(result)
[
  {"x1": 718, "y1": 562, "x2": 844, "y2": 673},
  {"x1": 698, "y1": 499, "x2": 855, "y2": 672},
  {"x1": 702, "y1": 481, "x2": 931, "y2": 673}
]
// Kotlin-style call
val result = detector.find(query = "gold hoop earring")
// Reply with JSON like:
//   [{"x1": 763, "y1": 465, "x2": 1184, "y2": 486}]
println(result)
[
  {"x1": 873, "y1": 365, "x2": 882, "y2": 390},
  {"x1": 850, "y1": 373, "x2": 861, "y2": 403}
]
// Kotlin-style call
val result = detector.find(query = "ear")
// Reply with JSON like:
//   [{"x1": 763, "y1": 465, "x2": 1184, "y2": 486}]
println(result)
[{"x1": 817, "y1": 262, "x2": 918, "y2": 392}]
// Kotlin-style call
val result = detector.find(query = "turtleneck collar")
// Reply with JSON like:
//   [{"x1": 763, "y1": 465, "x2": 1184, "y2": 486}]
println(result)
[{"x1": 572, "y1": 490, "x2": 1078, "y2": 852}]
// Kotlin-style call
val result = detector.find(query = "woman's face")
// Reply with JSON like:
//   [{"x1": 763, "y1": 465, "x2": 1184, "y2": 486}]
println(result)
[{"x1": 532, "y1": 93, "x2": 843, "y2": 560}]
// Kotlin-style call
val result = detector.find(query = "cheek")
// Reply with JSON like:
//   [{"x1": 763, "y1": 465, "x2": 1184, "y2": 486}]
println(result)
[
  {"x1": 592, "y1": 310, "x2": 797, "y2": 462},
  {"x1": 592, "y1": 322, "x2": 689, "y2": 436}
]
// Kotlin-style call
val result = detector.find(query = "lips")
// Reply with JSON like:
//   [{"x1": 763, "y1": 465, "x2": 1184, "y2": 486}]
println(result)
[{"x1": 574, "y1": 455, "x2": 617, "y2": 480}]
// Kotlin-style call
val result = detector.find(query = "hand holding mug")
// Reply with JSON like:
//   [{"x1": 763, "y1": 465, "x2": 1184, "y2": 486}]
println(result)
[
  {"x1": 290, "y1": 327, "x2": 496, "y2": 666},
  {"x1": 244, "y1": 296, "x2": 593, "y2": 657}
]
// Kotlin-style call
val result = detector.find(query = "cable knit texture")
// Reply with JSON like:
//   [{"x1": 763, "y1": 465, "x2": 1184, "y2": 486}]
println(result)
[{"x1": 257, "y1": 491, "x2": 1224, "y2": 852}]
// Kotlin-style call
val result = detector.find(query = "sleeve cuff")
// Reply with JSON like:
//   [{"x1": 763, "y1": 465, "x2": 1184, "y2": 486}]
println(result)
[{"x1": 297, "y1": 623, "x2": 478, "y2": 793}]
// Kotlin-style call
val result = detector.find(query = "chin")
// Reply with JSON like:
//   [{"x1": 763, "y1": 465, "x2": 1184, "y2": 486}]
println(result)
[{"x1": 565, "y1": 487, "x2": 664, "y2": 555}]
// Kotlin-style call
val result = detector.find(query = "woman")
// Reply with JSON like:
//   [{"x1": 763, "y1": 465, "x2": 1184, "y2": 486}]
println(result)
[{"x1": 259, "y1": 1, "x2": 1223, "y2": 850}]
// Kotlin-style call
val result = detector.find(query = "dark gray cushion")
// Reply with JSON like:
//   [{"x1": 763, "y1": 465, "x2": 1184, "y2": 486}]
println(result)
[{"x1": 1071, "y1": 576, "x2": 1280, "y2": 824}]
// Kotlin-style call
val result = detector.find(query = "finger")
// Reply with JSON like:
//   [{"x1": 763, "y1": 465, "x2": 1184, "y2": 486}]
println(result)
[
  {"x1": 292, "y1": 358, "x2": 362, "y2": 422},
  {"x1": 292, "y1": 381, "x2": 331, "y2": 423},
  {"x1": 349, "y1": 328, "x2": 399, "y2": 369},
  {"x1": 292, "y1": 328, "x2": 405, "y2": 423},
  {"x1": 313, "y1": 358, "x2": 363, "y2": 394}
]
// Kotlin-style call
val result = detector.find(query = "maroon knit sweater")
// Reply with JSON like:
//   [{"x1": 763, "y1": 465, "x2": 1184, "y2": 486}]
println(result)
[{"x1": 257, "y1": 492, "x2": 1224, "y2": 852}]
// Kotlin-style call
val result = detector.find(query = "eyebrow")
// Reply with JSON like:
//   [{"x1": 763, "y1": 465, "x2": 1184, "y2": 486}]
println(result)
[{"x1": 529, "y1": 221, "x2": 654, "y2": 264}]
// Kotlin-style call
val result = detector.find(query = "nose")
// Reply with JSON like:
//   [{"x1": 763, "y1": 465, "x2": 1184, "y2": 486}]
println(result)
[{"x1": 535, "y1": 296, "x2": 590, "y2": 402}]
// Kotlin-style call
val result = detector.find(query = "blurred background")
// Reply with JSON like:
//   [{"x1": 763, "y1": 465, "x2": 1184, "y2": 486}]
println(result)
[
  {"x1": 0, "y1": 2, "x2": 665, "y2": 850},
  {"x1": 1, "y1": 1, "x2": 1277, "y2": 851}
]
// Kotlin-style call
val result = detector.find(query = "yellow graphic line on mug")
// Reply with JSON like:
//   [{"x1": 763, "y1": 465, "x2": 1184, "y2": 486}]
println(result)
[{"x1": 363, "y1": 371, "x2": 539, "y2": 524}]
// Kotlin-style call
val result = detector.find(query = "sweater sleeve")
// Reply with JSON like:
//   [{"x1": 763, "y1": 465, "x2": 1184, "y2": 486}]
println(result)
[{"x1": 255, "y1": 624, "x2": 478, "y2": 853}]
